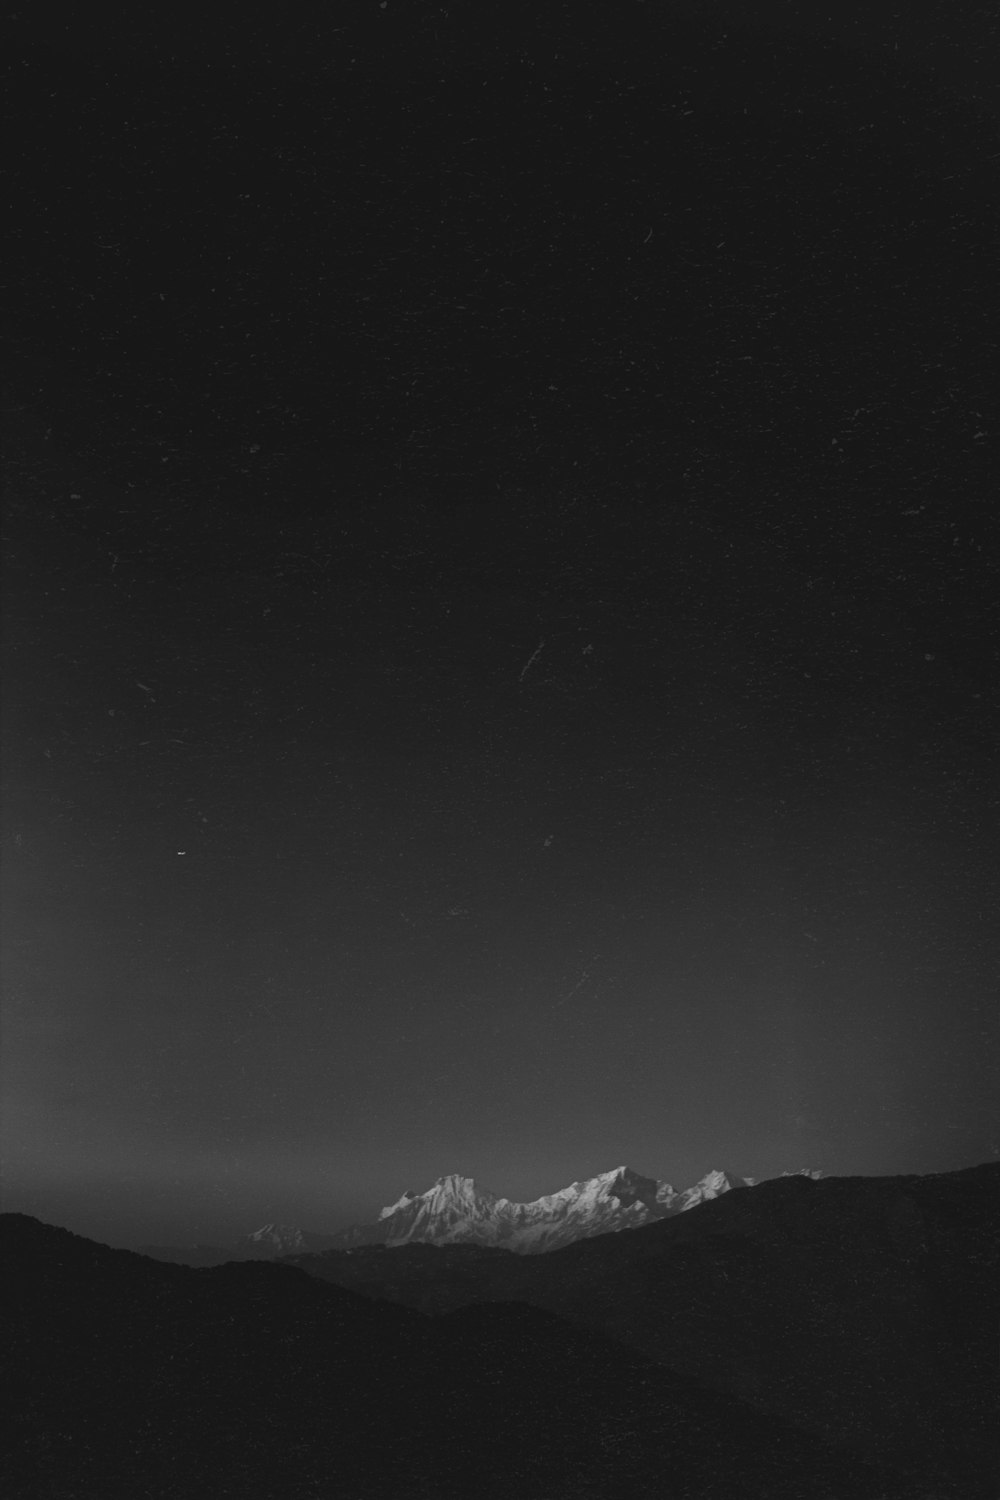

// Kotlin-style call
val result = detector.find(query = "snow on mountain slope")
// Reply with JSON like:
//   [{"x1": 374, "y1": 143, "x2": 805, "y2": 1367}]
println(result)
[
  {"x1": 492, "y1": 1165, "x2": 680, "y2": 1252},
  {"x1": 141, "y1": 1166, "x2": 823, "y2": 1265},
  {"x1": 378, "y1": 1174, "x2": 505, "y2": 1247},
  {"x1": 677, "y1": 1170, "x2": 754, "y2": 1211},
  {"x1": 243, "y1": 1223, "x2": 342, "y2": 1256},
  {"x1": 326, "y1": 1164, "x2": 782, "y2": 1254}
]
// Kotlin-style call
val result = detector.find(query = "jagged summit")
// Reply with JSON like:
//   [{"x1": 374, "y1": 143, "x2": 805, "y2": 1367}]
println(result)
[
  {"x1": 378, "y1": 1189, "x2": 419, "y2": 1220},
  {"x1": 248, "y1": 1222, "x2": 302, "y2": 1242},
  {"x1": 243, "y1": 1223, "x2": 341, "y2": 1256},
  {"x1": 678, "y1": 1169, "x2": 755, "y2": 1210},
  {"x1": 433, "y1": 1173, "x2": 492, "y2": 1198},
  {"x1": 139, "y1": 1165, "x2": 823, "y2": 1264},
  {"x1": 325, "y1": 1163, "x2": 774, "y2": 1254}
]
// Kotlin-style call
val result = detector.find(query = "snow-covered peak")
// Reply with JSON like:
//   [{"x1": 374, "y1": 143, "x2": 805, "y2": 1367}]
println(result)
[
  {"x1": 695, "y1": 1169, "x2": 744, "y2": 1195},
  {"x1": 357, "y1": 1164, "x2": 683, "y2": 1253},
  {"x1": 378, "y1": 1190, "x2": 418, "y2": 1221},
  {"x1": 434, "y1": 1173, "x2": 494, "y2": 1201},
  {"x1": 677, "y1": 1169, "x2": 752, "y2": 1211},
  {"x1": 243, "y1": 1223, "x2": 343, "y2": 1257},
  {"x1": 326, "y1": 1163, "x2": 818, "y2": 1256},
  {"x1": 378, "y1": 1174, "x2": 495, "y2": 1222},
  {"x1": 246, "y1": 1223, "x2": 311, "y2": 1253}
]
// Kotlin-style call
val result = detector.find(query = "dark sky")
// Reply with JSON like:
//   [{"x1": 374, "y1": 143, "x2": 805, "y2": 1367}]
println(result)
[{"x1": 2, "y1": 3, "x2": 997, "y2": 1248}]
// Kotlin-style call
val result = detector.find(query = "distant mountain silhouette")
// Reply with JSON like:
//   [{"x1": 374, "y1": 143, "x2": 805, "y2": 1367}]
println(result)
[
  {"x1": 4, "y1": 1209, "x2": 924, "y2": 1499},
  {"x1": 138, "y1": 1163, "x2": 805, "y2": 1264},
  {"x1": 139, "y1": 1222, "x2": 343, "y2": 1265},
  {"x1": 287, "y1": 1164, "x2": 1000, "y2": 1497},
  {"x1": 324, "y1": 1165, "x2": 765, "y2": 1252}
]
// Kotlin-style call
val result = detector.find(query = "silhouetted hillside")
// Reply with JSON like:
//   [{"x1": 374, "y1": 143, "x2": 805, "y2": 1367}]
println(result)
[
  {"x1": 291, "y1": 1165, "x2": 1000, "y2": 1496},
  {"x1": 3, "y1": 1211, "x2": 917, "y2": 1499}
]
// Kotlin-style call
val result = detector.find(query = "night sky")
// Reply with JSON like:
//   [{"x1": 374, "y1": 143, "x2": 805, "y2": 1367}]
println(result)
[{"x1": 2, "y1": 3, "x2": 997, "y2": 1249}]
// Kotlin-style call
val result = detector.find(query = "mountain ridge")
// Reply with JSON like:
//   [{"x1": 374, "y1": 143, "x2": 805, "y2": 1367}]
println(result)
[
  {"x1": 139, "y1": 1163, "x2": 821, "y2": 1264},
  {"x1": 285, "y1": 1162, "x2": 1000, "y2": 1497},
  {"x1": 6, "y1": 1163, "x2": 995, "y2": 1497},
  {"x1": 2, "y1": 1206, "x2": 915, "y2": 1500}
]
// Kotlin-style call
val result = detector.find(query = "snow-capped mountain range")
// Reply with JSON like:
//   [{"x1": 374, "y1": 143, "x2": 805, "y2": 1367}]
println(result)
[
  {"x1": 320, "y1": 1165, "x2": 821, "y2": 1255},
  {"x1": 244, "y1": 1223, "x2": 343, "y2": 1256},
  {"x1": 139, "y1": 1166, "x2": 822, "y2": 1264}
]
